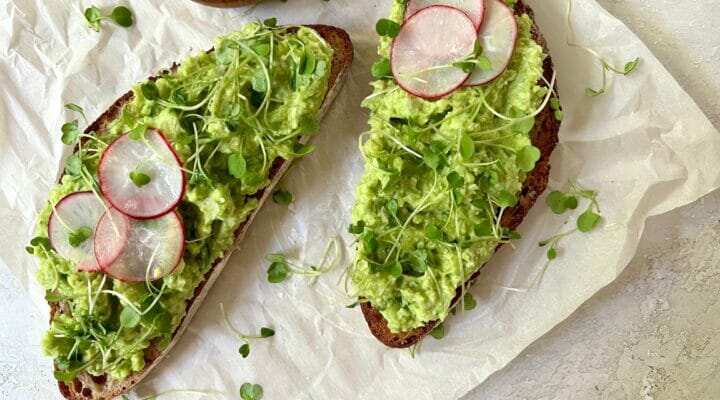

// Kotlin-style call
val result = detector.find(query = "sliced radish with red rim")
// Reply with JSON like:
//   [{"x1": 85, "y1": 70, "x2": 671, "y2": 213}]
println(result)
[
  {"x1": 94, "y1": 207, "x2": 185, "y2": 282},
  {"x1": 405, "y1": 0, "x2": 485, "y2": 31},
  {"x1": 99, "y1": 128, "x2": 185, "y2": 220},
  {"x1": 465, "y1": 0, "x2": 519, "y2": 86},
  {"x1": 48, "y1": 192, "x2": 107, "y2": 272},
  {"x1": 391, "y1": 5, "x2": 478, "y2": 99}
]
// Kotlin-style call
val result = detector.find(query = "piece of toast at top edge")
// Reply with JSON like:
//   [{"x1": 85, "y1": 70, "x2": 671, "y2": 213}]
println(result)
[
  {"x1": 51, "y1": 25, "x2": 353, "y2": 400},
  {"x1": 360, "y1": 0, "x2": 561, "y2": 348}
]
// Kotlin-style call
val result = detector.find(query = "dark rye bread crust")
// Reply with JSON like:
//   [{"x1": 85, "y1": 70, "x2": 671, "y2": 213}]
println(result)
[
  {"x1": 360, "y1": 0, "x2": 561, "y2": 348},
  {"x1": 50, "y1": 25, "x2": 353, "y2": 400}
]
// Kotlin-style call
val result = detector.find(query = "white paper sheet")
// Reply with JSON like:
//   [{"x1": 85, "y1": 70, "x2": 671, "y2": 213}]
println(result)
[{"x1": 2, "y1": 0, "x2": 719, "y2": 399}]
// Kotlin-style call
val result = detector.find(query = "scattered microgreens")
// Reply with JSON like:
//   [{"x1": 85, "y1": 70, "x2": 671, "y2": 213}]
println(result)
[
  {"x1": 129, "y1": 168, "x2": 151, "y2": 188},
  {"x1": 240, "y1": 383, "x2": 264, "y2": 400},
  {"x1": 266, "y1": 238, "x2": 339, "y2": 284},
  {"x1": 65, "y1": 103, "x2": 88, "y2": 125},
  {"x1": 375, "y1": 18, "x2": 401, "y2": 38},
  {"x1": 453, "y1": 41, "x2": 492, "y2": 74},
  {"x1": 539, "y1": 181, "x2": 602, "y2": 262},
  {"x1": 565, "y1": 0, "x2": 639, "y2": 96},
  {"x1": 272, "y1": 188, "x2": 293, "y2": 205},
  {"x1": 220, "y1": 303, "x2": 274, "y2": 359},
  {"x1": 371, "y1": 58, "x2": 392, "y2": 79},
  {"x1": 68, "y1": 227, "x2": 93, "y2": 247},
  {"x1": 84, "y1": 5, "x2": 134, "y2": 32}
]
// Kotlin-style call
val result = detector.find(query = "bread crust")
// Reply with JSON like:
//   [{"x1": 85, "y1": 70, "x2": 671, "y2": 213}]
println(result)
[
  {"x1": 50, "y1": 25, "x2": 353, "y2": 400},
  {"x1": 359, "y1": 0, "x2": 562, "y2": 348}
]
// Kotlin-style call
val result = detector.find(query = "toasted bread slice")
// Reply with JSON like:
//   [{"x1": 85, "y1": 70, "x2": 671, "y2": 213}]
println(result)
[
  {"x1": 51, "y1": 25, "x2": 353, "y2": 400},
  {"x1": 359, "y1": 0, "x2": 561, "y2": 348}
]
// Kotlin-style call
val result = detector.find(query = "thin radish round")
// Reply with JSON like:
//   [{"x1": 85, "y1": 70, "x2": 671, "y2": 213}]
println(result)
[
  {"x1": 391, "y1": 6, "x2": 478, "y2": 99},
  {"x1": 465, "y1": 0, "x2": 519, "y2": 86},
  {"x1": 48, "y1": 192, "x2": 107, "y2": 272},
  {"x1": 405, "y1": 0, "x2": 485, "y2": 30},
  {"x1": 95, "y1": 208, "x2": 185, "y2": 282},
  {"x1": 99, "y1": 128, "x2": 185, "y2": 220}
]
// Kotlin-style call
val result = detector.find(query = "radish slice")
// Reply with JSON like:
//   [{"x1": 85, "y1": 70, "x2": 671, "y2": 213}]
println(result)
[
  {"x1": 48, "y1": 192, "x2": 107, "y2": 272},
  {"x1": 465, "y1": 0, "x2": 519, "y2": 86},
  {"x1": 405, "y1": 0, "x2": 485, "y2": 30},
  {"x1": 95, "y1": 208, "x2": 185, "y2": 282},
  {"x1": 99, "y1": 128, "x2": 185, "y2": 220},
  {"x1": 391, "y1": 6, "x2": 478, "y2": 99}
]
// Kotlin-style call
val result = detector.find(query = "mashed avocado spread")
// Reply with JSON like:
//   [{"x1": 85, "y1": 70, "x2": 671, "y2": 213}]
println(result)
[
  {"x1": 350, "y1": 0, "x2": 547, "y2": 333},
  {"x1": 31, "y1": 23, "x2": 332, "y2": 380}
]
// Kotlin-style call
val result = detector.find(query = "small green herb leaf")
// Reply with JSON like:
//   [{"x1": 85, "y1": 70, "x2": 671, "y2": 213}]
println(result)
[
  {"x1": 267, "y1": 262, "x2": 288, "y2": 283},
  {"x1": 425, "y1": 224, "x2": 443, "y2": 241},
  {"x1": 375, "y1": 18, "x2": 401, "y2": 38},
  {"x1": 577, "y1": 209, "x2": 602, "y2": 232},
  {"x1": 623, "y1": 58, "x2": 639, "y2": 75},
  {"x1": 547, "y1": 247, "x2": 557, "y2": 260},
  {"x1": 129, "y1": 124, "x2": 147, "y2": 140},
  {"x1": 109, "y1": 6, "x2": 133, "y2": 27},
  {"x1": 446, "y1": 171, "x2": 465, "y2": 189},
  {"x1": 240, "y1": 383, "x2": 263, "y2": 400},
  {"x1": 84, "y1": 6, "x2": 103, "y2": 32},
  {"x1": 475, "y1": 55, "x2": 492, "y2": 71},
  {"x1": 263, "y1": 17, "x2": 277, "y2": 27},
  {"x1": 272, "y1": 188, "x2": 293, "y2": 205},
  {"x1": 129, "y1": 170, "x2": 151, "y2": 188},
  {"x1": 430, "y1": 323, "x2": 445, "y2": 340},
  {"x1": 517, "y1": 145, "x2": 541, "y2": 172},
  {"x1": 463, "y1": 292, "x2": 477, "y2": 311},
  {"x1": 239, "y1": 343, "x2": 250, "y2": 358},
  {"x1": 299, "y1": 114, "x2": 320, "y2": 135},
  {"x1": 61, "y1": 121, "x2": 80, "y2": 145},
  {"x1": 141, "y1": 82, "x2": 159, "y2": 100},
  {"x1": 68, "y1": 227, "x2": 92, "y2": 248},
  {"x1": 371, "y1": 58, "x2": 392, "y2": 78},
  {"x1": 349, "y1": 220, "x2": 365, "y2": 235},
  {"x1": 228, "y1": 153, "x2": 247, "y2": 179},
  {"x1": 260, "y1": 327, "x2": 275, "y2": 338},
  {"x1": 65, "y1": 154, "x2": 83, "y2": 176},
  {"x1": 496, "y1": 191, "x2": 518, "y2": 208},
  {"x1": 64, "y1": 103, "x2": 88, "y2": 124},
  {"x1": 45, "y1": 290, "x2": 64, "y2": 302},
  {"x1": 120, "y1": 306, "x2": 141, "y2": 328},
  {"x1": 460, "y1": 134, "x2": 474, "y2": 160}
]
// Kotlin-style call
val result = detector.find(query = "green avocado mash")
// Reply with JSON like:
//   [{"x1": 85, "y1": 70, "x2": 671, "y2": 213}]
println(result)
[
  {"x1": 31, "y1": 23, "x2": 333, "y2": 381},
  {"x1": 350, "y1": 0, "x2": 548, "y2": 333}
]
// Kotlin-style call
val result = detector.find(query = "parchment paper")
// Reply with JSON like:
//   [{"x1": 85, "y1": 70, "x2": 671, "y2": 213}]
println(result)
[{"x1": 1, "y1": 0, "x2": 719, "y2": 399}]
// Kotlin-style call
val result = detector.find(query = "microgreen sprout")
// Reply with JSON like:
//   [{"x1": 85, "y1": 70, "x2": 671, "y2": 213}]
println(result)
[
  {"x1": 220, "y1": 303, "x2": 274, "y2": 359},
  {"x1": 84, "y1": 5, "x2": 134, "y2": 32},
  {"x1": 375, "y1": 18, "x2": 401, "y2": 38},
  {"x1": 429, "y1": 323, "x2": 445, "y2": 340},
  {"x1": 272, "y1": 188, "x2": 293, "y2": 205},
  {"x1": 565, "y1": 0, "x2": 640, "y2": 96},
  {"x1": 240, "y1": 383, "x2": 264, "y2": 400},
  {"x1": 266, "y1": 237, "x2": 339, "y2": 284},
  {"x1": 65, "y1": 103, "x2": 88, "y2": 125}
]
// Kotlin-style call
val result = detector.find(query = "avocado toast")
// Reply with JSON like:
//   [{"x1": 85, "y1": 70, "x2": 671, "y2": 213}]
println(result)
[
  {"x1": 30, "y1": 24, "x2": 352, "y2": 399},
  {"x1": 350, "y1": 0, "x2": 560, "y2": 347}
]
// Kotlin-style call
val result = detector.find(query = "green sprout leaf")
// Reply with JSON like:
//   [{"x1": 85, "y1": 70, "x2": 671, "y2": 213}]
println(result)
[
  {"x1": 272, "y1": 188, "x2": 293, "y2": 205},
  {"x1": 45, "y1": 290, "x2": 65, "y2": 302},
  {"x1": 474, "y1": 221, "x2": 493, "y2": 237},
  {"x1": 129, "y1": 124, "x2": 147, "y2": 140},
  {"x1": 496, "y1": 191, "x2": 518, "y2": 208},
  {"x1": 68, "y1": 227, "x2": 92, "y2": 248},
  {"x1": 64, "y1": 103, "x2": 88, "y2": 124},
  {"x1": 109, "y1": 6, "x2": 133, "y2": 27},
  {"x1": 547, "y1": 247, "x2": 557, "y2": 260},
  {"x1": 228, "y1": 153, "x2": 247, "y2": 179},
  {"x1": 375, "y1": 18, "x2": 401, "y2": 38},
  {"x1": 64, "y1": 154, "x2": 82, "y2": 176},
  {"x1": 371, "y1": 58, "x2": 392, "y2": 78},
  {"x1": 425, "y1": 224, "x2": 443, "y2": 241},
  {"x1": 260, "y1": 327, "x2": 275, "y2": 338},
  {"x1": 446, "y1": 171, "x2": 465, "y2": 189},
  {"x1": 623, "y1": 58, "x2": 639, "y2": 75},
  {"x1": 475, "y1": 55, "x2": 492, "y2": 71},
  {"x1": 141, "y1": 82, "x2": 159, "y2": 100},
  {"x1": 215, "y1": 40, "x2": 236, "y2": 65},
  {"x1": 546, "y1": 191, "x2": 578, "y2": 214},
  {"x1": 577, "y1": 209, "x2": 602, "y2": 232},
  {"x1": 585, "y1": 87, "x2": 603, "y2": 97},
  {"x1": 463, "y1": 292, "x2": 477, "y2": 311},
  {"x1": 120, "y1": 306, "x2": 141, "y2": 328},
  {"x1": 240, "y1": 383, "x2": 263, "y2": 400},
  {"x1": 460, "y1": 134, "x2": 475, "y2": 160},
  {"x1": 517, "y1": 145, "x2": 541, "y2": 172},
  {"x1": 129, "y1": 170, "x2": 151, "y2": 188},
  {"x1": 430, "y1": 323, "x2": 445, "y2": 340},
  {"x1": 61, "y1": 121, "x2": 80, "y2": 145},
  {"x1": 267, "y1": 261, "x2": 288, "y2": 283},
  {"x1": 299, "y1": 114, "x2": 320, "y2": 135},
  {"x1": 239, "y1": 343, "x2": 250, "y2": 358},
  {"x1": 84, "y1": 6, "x2": 103, "y2": 32},
  {"x1": 263, "y1": 17, "x2": 277, "y2": 27},
  {"x1": 348, "y1": 220, "x2": 365, "y2": 235}
]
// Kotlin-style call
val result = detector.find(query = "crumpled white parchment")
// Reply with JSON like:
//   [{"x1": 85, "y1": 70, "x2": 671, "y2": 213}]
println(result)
[{"x1": 1, "y1": 0, "x2": 719, "y2": 399}]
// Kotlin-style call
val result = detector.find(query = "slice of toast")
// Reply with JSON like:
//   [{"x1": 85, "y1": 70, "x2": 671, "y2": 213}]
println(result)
[
  {"x1": 359, "y1": 0, "x2": 561, "y2": 348},
  {"x1": 51, "y1": 25, "x2": 353, "y2": 400}
]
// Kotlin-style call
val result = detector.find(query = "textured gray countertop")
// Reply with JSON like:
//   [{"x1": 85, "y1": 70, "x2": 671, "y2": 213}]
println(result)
[{"x1": 465, "y1": 1, "x2": 720, "y2": 398}]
